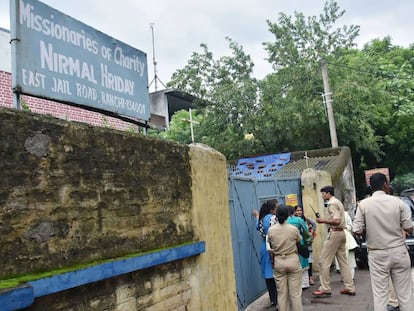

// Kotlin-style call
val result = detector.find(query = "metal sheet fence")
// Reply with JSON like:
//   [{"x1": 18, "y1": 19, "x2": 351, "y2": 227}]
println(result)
[{"x1": 228, "y1": 174, "x2": 302, "y2": 310}]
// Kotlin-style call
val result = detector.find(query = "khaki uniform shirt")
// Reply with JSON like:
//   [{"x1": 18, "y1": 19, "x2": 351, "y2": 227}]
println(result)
[
  {"x1": 326, "y1": 196, "x2": 346, "y2": 230},
  {"x1": 267, "y1": 222, "x2": 301, "y2": 256},
  {"x1": 353, "y1": 190, "x2": 412, "y2": 250}
]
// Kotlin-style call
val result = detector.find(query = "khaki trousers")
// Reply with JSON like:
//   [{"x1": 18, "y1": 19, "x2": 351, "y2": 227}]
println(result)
[
  {"x1": 368, "y1": 245, "x2": 413, "y2": 311},
  {"x1": 273, "y1": 253, "x2": 303, "y2": 311},
  {"x1": 318, "y1": 231, "x2": 355, "y2": 292},
  {"x1": 388, "y1": 279, "x2": 399, "y2": 308}
]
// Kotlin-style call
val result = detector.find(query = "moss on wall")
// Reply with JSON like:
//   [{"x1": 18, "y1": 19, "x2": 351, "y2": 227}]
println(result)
[{"x1": 0, "y1": 107, "x2": 194, "y2": 279}]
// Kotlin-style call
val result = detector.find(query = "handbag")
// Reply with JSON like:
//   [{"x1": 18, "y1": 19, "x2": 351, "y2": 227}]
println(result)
[
  {"x1": 297, "y1": 242, "x2": 310, "y2": 258},
  {"x1": 302, "y1": 228, "x2": 314, "y2": 246}
]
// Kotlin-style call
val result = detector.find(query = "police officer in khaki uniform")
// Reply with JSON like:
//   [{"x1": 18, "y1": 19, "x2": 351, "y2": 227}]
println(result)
[
  {"x1": 312, "y1": 186, "x2": 356, "y2": 297},
  {"x1": 268, "y1": 205, "x2": 303, "y2": 311},
  {"x1": 353, "y1": 173, "x2": 413, "y2": 311}
]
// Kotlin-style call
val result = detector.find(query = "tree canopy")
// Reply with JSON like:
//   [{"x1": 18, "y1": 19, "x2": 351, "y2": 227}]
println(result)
[{"x1": 165, "y1": 0, "x2": 414, "y2": 196}]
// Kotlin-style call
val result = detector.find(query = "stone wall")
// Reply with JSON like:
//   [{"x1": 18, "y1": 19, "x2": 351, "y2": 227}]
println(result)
[{"x1": 0, "y1": 107, "x2": 237, "y2": 310}]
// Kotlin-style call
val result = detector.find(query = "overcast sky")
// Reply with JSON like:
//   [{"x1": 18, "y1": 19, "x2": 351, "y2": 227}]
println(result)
[{"x1": 1, "y1": 0, "x2": 414, "y2": 92}]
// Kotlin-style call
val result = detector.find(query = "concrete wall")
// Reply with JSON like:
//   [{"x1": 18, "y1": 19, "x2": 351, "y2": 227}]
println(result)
[
  {"x1": 149, "y1": 91, "x2": 169, "y2": 129},
  {"x1": 336, "y1": 158, "x2": 357, "y2": 215},
  {"x1": 301, "y1": 168, "x2": 332, "y2": 272},
  {"x1": 0, "y1": 28, "x2": 11, "y2": 73},
  {"x1": 188, "y1": 144, "x2": 237, "y2": 310},
  {"x1": 0, "y1": 107, "x2": 237, "y2": 310}
]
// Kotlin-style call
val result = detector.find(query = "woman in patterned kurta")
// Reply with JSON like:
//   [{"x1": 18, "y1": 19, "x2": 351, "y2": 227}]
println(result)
[{"x1": 253, "y1": 199, "x2": 278, "y2": 307}]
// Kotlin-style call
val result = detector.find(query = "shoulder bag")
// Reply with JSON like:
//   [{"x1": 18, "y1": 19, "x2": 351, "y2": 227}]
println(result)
[{"x1": 297, "y1": 242, "x2": 310, "y2": 258}]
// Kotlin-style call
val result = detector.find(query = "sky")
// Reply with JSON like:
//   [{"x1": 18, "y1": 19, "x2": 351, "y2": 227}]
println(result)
[{"x1": 1, "y1": 0, "x2": 414, "y2": 92}]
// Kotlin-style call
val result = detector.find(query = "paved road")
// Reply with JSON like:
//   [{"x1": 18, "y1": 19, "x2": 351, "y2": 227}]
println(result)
[{"x1": 245, "y1": 267, "x2": 414, "y2": 311}]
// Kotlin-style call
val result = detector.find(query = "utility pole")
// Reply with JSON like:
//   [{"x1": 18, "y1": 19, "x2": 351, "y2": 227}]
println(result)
[
  {"x1": 321, "y1": 59, "x2": 338, "y2": 148},
  {"x1": 148, "y1": 23, "x2": 166, "y2": 91}
]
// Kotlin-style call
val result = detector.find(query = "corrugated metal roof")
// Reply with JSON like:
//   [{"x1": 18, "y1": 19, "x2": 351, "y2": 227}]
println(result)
[
  {"x1": 229, "y1": 153, "x2": 291, "y2": 179},
  {"x1": 228, "y1": 148, "x2": 346, "y2": 181},
  {"x1": 277, "y1": 155, "x2": 337, "y2": 174}
]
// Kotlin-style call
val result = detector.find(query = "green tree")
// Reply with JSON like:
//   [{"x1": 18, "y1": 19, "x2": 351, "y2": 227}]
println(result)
[
  {"x1": 257, "y1": 0, "x2": 361, "y2": 153},
  {"x1": 264, "y1": 0, "x2": 359, "y2": 68},
  {"x1": 392, "y1": 173, "x2": 414, "y2": 193},
  {"x1": 168, "y1": 38, "x2": 260, "y2": 159},
  {"x1": 359, "y1": 38, "x2": 414, "y2": 174},
  {"x1": 260, "y1": 1, "x2": 414, "y2": 193},
  {"x1": 165, "y1": 1, "x2": 414, "y2": 195},
  {"x1": 323, "y1": 47, "x2": 392, "y2": 191},
  {"x1": 160, "y1": 109, "x2": 203, "y2": 145}
]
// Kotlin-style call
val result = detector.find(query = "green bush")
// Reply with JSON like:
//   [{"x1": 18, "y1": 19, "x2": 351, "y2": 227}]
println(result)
[{"x1": 391, "y1": 173, "x2": 414, "y2": 194}]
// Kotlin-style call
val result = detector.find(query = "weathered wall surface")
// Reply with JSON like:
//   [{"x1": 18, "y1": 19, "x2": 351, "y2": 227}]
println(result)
[
  {"x1": 188, "y1": 144, "x2": 237, "y2": 311},
  {"x1": 0, "y1": 107, "x2": 193, "y2": 278},
  {"x1": 301, "y1": 168, "x2": 332, "y2": 272},
  {"x1": 0, "y1": 107, "x2": 237, "y2": 310},
  {"x1": 336, "y1": 158, "x2": 357, "y2": 215},
  {"x1": 21, "y1": 259, "x2": 196, "y2": 311}
]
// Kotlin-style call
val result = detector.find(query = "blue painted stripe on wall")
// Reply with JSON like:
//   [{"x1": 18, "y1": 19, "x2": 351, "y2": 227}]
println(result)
[
  {"x1": 0, "y1": 285, "x2": 34, "y2": 311},
  {"x1": 29, "y1": 241, "x2": 205, "y2": 298}
]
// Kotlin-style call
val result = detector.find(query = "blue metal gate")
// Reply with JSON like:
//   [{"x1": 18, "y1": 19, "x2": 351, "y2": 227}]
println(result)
[{"x1": 229, "y1": 175, "x2": 301, "y2": 310}]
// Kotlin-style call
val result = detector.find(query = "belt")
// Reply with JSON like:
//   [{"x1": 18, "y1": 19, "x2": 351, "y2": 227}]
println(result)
[
  {"x1": 276, "y1": 252, "x2": 295, "y2": 257},
  {"x1": 368, "y1": 244, "x2": 407, "y2": 251},
  {"x1": 330, "y1": 227, "x2": 343, "y2": 231}
]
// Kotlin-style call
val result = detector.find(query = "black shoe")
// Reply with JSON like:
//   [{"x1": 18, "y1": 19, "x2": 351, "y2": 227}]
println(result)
[{"x1": 387, "y1": 305, "x2": 400, "y2": 311}]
